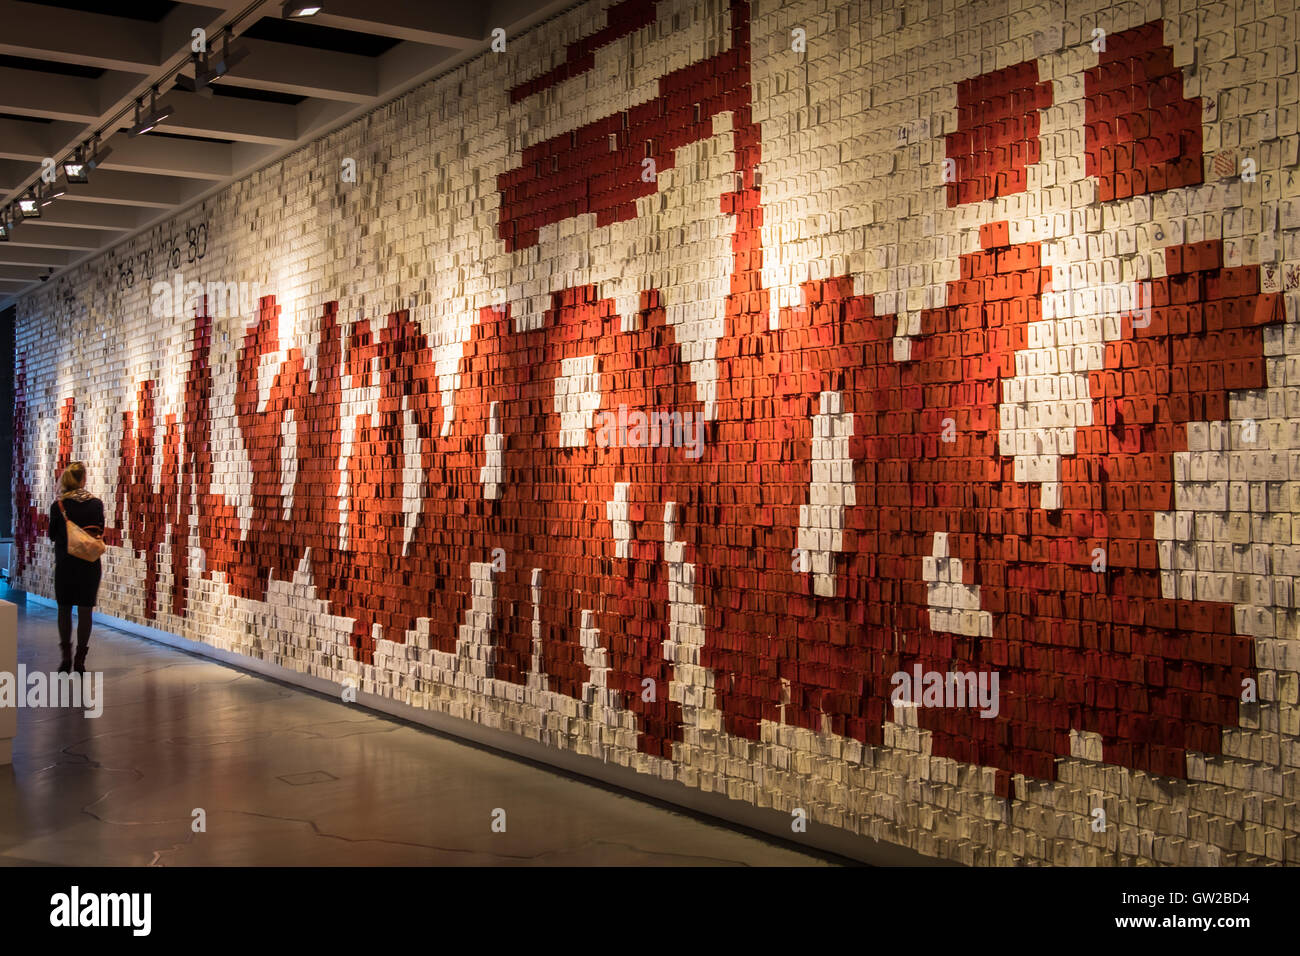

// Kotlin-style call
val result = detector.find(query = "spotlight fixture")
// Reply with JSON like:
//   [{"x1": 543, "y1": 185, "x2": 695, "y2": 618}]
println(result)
[
  {"x1": 0, "y1": 214, "x2": 9, "y2": 242},
  {"x1": 17, "y1": 191, "x2": 40, "y2": 219},
  {"x1": 176, "y1": 30, "x2": 249, "y2": 95},
  {"x1": 86, "y1": 134, "x2": 112, "y2": 170},
  {"x1": 63, "y1": 148, "x2": 89, "y2": 184},
  {"x1": 174, "y1": 52, "x2": 215, "y2": 97},
  {"x1": 129, "y1": 87, "x2": 173, "y2": 136},
  {"x1": 282, "y1": 2, "x2": 322, "y2": 18},
  {"x1": 210, "y1": 30, "x2": 250, "y2": 76}
]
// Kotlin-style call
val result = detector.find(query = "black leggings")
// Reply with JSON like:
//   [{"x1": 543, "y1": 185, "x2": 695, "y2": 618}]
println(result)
[{"x1": 57, "y1": 605, "x2": 93, "y2": 647}]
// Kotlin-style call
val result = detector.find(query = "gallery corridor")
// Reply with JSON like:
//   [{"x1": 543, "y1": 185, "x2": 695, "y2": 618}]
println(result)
[{"x1": 0, "y1": 588, "x2": 835, "y2": 867}]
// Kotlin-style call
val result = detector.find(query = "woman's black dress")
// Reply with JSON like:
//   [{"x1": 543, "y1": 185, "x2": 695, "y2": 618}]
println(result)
[{"x1": 48, "y1": 491, "x2": 105, "y2": 608}]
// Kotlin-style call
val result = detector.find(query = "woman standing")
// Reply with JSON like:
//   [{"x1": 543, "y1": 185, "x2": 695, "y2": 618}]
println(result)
[{"x1": 48, "y1": 461, "x2": 105, "y2": 673}]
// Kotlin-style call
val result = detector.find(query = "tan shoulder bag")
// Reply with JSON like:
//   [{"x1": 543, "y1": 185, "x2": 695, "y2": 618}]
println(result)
[{"x1": 59, "y1": 499, "x2": 106, "y2": 562}]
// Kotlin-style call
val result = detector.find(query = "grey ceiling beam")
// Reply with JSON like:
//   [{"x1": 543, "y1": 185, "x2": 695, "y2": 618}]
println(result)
[
  {"x1": 0, "y1": 246, "x2": 74, "y2": 268},
  {"x1": 96, "y1": 133, "x2": 234, "y2": 181},
  {"x1": 0, "y1": 67, "x2": 102, "y2": 124},
  {"x1": 487, "y1": 0, "x2": 579, "y2": 36},
  {"x1": 211, "y1": 39, "x2": 379, "y2": 103},
  {"x1": 0, "y1": 1, "x2": 243, "y2": 220},
  {"x1": 295, "y1": 98, "x2": 360, "y2": 142},
  {"x1": 2, "y1": 223, "x2": 108, "y2": 251},
  {"x1": 54, "y1": 171, "x2": 200, "y2": 210},
  {"x1": 22, "y1": 203, "x2": 144, "y2": 233},
  {"x1": 0, "y1": 0, "x2": 162, "y2": 72},
  {"x1": 0, "y1": 159, "x2": 33, "y2": 192},
  {"x1": 310, "y1": 0, "x2": 486, "y2": 47},
  {"x1": 229, "y1": 142, "x2": 281, "y2": 172},
  {"x1": 0, "y1": 118, "x2": 88, "y2": 164},
  {"x1": 376, "y1": 42, "x2": 462, "y2": 92},
  {"x1": 0, "y1": 265, "x2": 47, "y2": 282},
  {"x1": 158, "y1": 91, "x2": 301, "y2": 146},
  {"x1": 0, "y1": 0, "x2": 579, "y2": 305}
]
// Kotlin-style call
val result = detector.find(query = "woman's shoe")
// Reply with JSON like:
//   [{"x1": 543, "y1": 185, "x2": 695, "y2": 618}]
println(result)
[{"x1": 58, "y1": 638, "x2": 72, "y2": 673}]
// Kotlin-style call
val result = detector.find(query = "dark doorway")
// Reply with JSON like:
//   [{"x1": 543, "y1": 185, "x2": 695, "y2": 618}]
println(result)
[{"x1": 1, "y1": 304, "x2": 14, "y2": 540}]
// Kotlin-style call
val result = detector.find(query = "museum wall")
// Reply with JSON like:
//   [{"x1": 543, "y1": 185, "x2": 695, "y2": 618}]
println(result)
[{"x1": 12, "y1": 0, "x2": 1300, "y2": 864}]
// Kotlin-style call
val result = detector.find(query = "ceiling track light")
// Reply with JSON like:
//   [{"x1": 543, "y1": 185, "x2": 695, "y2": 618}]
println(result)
[
  {"x1": 175, "y1": 50, "x2": 212, "y2": 96},
  {"x1": 0, "y1": 213, "x2": 10, "y2": 242},
  {"x1": 87, "y1": 134, "x2": 112, "y2": 170},
  {"x1": 129, "y1": 87, "x2": 173, "y2": 137},
  {"x1": 17, "y1": 191, "x2": 41, "y2": 219},
  {"x1": 176, "y1": 29, "x2": 249, "y2": 95},
  {"x1": 282, "y1": 2, "x2": 322, "y2": 18},
  {"x1": 63, "y1": 147, "x2": 90, "y2": 184},
  {"x1": 210, "y1": 30, "x2": 249, "y2": 78}
]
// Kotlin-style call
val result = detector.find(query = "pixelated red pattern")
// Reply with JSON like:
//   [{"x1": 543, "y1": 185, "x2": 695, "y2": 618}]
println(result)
[
  {"x1": 80, "y1": 2, "x2": 757, "y2": 762},
  {"x1": 104, "y1": 291, "x2": 693, "y2": 754},
  {"x1": 12, "y1": 5, "x2": 1265, "y2": 786},
  {"x1": 10, "y1": 359, "x2": 44, "y2": 576},
  {"x1": 945, "y1": 60, "x2": 1052, "y2": 206},
  {"x1": 1085, "y1": 21, "x2": 1202, "y2": 200},
  {"x1": 56, "y1": 398, "x2": 75, "y2": 474},
  {"x1": 498, "y1": 9, "x2": 753, "y2": 250},
  {"x1": 680, "y1": 232, "x2": 1272, "y2": 788},
  {"x1": 108, "y1": 234, "x2": 1264, "y2": 783},
  {"x1": 114, "y1": 381, "x2": 180, "y2": 619},
  {"x1": 509, "y1": 0, "x2": 663, "y2": 103}
]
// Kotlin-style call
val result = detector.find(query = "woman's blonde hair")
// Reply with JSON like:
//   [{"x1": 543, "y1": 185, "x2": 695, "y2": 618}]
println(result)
[{"x1": 59, "y1": 461, "x2": 86, "y2": 497}]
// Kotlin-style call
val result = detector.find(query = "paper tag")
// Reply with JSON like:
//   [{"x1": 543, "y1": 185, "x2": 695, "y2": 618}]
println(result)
[
  {"x1": 1285, "y1": 262, "x2": 1300, "y2": 291},
  {"x1": 1262, "y1": 261, "x2": 1282, "y2": 294}
]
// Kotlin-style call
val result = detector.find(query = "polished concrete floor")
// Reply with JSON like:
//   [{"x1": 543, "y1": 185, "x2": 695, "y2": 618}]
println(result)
[{"x1": 0, "y1": 587, "x2": 836, "y2": 866}]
